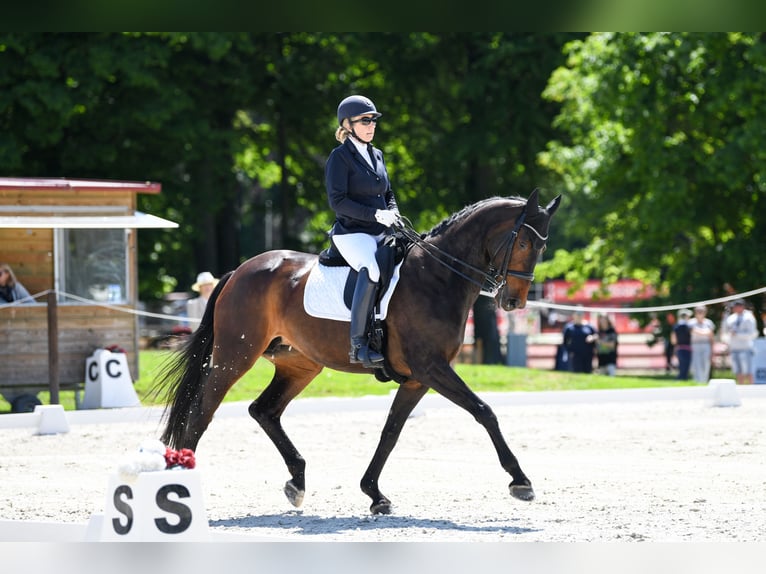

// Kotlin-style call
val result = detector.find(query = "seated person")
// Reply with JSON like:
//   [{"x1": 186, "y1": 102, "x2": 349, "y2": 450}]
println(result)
[{"x1": 0, "y1": 263, "x2": 33, "y2": 304}]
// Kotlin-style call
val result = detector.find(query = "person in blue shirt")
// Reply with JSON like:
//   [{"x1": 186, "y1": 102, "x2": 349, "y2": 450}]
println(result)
[
  {"x1": 562, "y1": 310, "x2": 597, "y2": 373},
  {"x1": 325, "y1": 95, "x2": 401, "y2": 368},
  {"x1": 671, "y1": 308, "x2": 693, "y2": 380}
]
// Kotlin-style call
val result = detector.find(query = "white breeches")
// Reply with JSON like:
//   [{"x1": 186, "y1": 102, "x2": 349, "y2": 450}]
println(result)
[{"x1": 332, "y1": 232, "x2": 384, "y2": 282}]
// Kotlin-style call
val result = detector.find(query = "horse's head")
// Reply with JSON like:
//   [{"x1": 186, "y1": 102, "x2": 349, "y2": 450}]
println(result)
[{"x1": 491, "y1": 189, "x2": 561, "y2": 311}]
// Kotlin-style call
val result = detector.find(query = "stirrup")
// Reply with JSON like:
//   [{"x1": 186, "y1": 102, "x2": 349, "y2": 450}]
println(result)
[{"x1": 350, "y1": 344, "x2": 384, "y2": 368}]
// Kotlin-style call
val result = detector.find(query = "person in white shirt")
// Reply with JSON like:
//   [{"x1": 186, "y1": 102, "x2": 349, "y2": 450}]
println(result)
[
  {"x1": 689, "y1": 305, "x2": 715, "y2": 383},
  {"x1": 723, "y1": 299, "x2": 758, "y2": 384},
  {"x1": 186, "y1": 271, "x2": 218, "y2": 328}
]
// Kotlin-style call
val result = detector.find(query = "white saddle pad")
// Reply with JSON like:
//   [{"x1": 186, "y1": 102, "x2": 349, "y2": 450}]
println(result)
[{"x1": 303, "y1": 261, "x2": 402, "y2": 322}]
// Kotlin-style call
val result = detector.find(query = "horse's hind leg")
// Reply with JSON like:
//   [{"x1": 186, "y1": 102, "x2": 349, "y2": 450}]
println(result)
[
  {"x1": 248, "y1": 352, "x2": 323, "y2": 508},
  {"x1": 360, "y1": 381, "x2": 430, "y2": 514},
  {"x1": 180, "y1": 352, "x2": 257, "y2": 451}
]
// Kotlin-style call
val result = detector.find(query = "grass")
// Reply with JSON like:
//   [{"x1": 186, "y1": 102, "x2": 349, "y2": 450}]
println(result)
[{"x1": 1, "y1": 349, "x2": 707, "y2": 413}]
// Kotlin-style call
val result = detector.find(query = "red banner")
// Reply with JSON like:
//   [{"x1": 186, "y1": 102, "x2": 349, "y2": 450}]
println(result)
[{"x1": 544, "y1": 279, "x2": 657, "y2": 304}]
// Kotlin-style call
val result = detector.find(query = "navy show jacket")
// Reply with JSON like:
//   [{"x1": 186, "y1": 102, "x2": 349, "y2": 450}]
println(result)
[{"x1": 325, "y1": 139, "x2": 399, "y2": 236}]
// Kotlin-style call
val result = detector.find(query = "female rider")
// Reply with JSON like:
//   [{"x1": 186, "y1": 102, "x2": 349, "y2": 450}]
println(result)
[{"x1": 325, "y1": 95, "x2": 401, "y2": 367}]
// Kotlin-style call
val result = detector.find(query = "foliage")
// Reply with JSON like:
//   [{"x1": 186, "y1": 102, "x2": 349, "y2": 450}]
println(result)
[
  {"x1": 2, "y1": 32, "x2": 762, "y2": 328},
  {"x1": 538, "y1": 32, "x2": 766, "y2": 326},
  {"x1": 0, "y1": 32, "x2": 574, "y2": 299}
]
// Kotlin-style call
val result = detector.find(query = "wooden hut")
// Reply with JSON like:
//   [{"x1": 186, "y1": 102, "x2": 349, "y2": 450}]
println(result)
[{"x1": 0, "y1": 177, "x2": 177, "y2": 412}]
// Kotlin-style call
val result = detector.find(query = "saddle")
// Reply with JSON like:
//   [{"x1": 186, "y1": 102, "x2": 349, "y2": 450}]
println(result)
[
  {"x1": 318, "y1": 232, "x2": 407, "y2": 310},
  {"x1": 317, "y1": 232, "x2": 410, "y2": 384}
]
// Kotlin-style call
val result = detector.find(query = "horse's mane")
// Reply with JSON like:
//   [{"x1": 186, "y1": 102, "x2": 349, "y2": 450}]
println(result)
[{"x1": 426, "y1": 196, "x2": 526, "y2": 239}]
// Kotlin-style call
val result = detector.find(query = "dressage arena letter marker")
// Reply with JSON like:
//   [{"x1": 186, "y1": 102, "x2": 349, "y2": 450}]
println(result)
[
  {"x1": 100, "y1": 470, "x2": 209, "y2": 541},
  {"x1": 82, "y1": 349, "x2": 141, "y2": 409}
]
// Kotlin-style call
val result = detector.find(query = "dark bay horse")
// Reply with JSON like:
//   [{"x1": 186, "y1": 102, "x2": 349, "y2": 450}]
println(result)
[{"x1": 156, "y1": 189, "x2": 561, "y2": 514}]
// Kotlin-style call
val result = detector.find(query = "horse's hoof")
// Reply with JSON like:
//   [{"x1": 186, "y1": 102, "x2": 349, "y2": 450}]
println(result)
[
  {"x1": 370, "y1": 498, "x2": 392, "y2": 515},
  {"x1": 509, "y1": 483, "x2": 535, "y2": 501},
  {"x1": 284, "y1": 480, "x2": 305, "y2": 507}
]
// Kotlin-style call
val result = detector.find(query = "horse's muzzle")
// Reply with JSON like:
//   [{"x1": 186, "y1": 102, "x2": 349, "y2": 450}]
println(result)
[{"x1": 498, "y1": 295, "x2": 526, "y2": 312}]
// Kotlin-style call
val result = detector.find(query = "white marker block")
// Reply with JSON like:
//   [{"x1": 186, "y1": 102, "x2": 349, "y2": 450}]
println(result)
[
  {"x1": 34, "y1": 404, "x2": 70, "y2": 435},
  {"x1": 101, "y1": 469, "x2": 209, "y2": 541},
  {"x1": 83, "y1": 349, "x2": 140, "y2": 409},
  {"x1": 708, "y1": 378, "x2": 741, "y2": 408}
]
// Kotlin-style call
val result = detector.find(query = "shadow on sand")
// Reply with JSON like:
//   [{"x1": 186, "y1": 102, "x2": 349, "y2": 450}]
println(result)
[{"x1": 209, "y1": 510, "x2": 539, "y2": 538}]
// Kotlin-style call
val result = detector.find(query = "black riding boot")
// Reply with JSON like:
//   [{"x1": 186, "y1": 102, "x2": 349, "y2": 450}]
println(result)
[{"x1": 349, "y1": 267, "x2": 384, "y2": 367}]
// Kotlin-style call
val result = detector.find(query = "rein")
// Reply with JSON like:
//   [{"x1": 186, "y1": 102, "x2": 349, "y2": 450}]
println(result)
[{"x1": 395, "y1": 208, "x2": 542, "y2": 298}]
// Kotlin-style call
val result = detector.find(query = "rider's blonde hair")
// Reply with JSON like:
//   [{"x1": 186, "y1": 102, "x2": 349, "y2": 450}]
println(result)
[{"x1": 335, "y1": 119, "x2": 352, "y2": 143}]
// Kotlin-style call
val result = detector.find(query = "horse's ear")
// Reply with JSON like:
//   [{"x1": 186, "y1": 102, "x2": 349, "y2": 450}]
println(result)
[
  {"x1": 525, "y1": 188, "x2": 540, "y2": 215},
  {"x1": 545, "y1": 194, "x2": 562, "y2": 217}
]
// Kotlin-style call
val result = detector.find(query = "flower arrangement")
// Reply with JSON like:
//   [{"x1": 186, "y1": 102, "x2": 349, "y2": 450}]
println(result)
[
  {"x1": 165, "y1": 446, "x2": 196, "y2": 470},
  {"x1": 117, "y1": 439, "x2": 196, "y2": 481}
]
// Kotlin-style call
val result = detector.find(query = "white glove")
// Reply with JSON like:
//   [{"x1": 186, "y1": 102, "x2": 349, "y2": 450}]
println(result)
[{"x1": 375, "y1": 209, "x2": 398, "y2": 227}]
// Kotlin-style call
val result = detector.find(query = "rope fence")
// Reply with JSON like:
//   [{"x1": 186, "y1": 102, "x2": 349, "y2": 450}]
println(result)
[
  {"x1": 526, "y1": 285, "x2": 766, "y2": 315},
  {"x1": 0, "y1": 289, "x2": 200, "y2": 323}
]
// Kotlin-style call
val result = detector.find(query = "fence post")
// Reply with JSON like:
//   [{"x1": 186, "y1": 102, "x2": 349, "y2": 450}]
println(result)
[{"x1": 47, "y1": 291, "x2": 60, "y2": 405}]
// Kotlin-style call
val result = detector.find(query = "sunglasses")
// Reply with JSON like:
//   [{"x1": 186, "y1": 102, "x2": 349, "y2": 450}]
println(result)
[{"x1": 351, "y1": 117, "x2": 378, "y2": 126}]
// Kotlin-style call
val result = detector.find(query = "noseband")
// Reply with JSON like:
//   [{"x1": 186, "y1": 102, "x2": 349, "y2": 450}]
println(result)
[{"x1": 396, "y1": 208, "x2": 546, "y2": 298}]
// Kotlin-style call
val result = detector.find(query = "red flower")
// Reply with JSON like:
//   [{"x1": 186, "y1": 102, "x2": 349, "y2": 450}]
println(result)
[
  {"x1": 177, "y1": 448, "x2": 196, "y2": 469},
  {"x1": 164, "y1": 446, "x2": 196, "y2": 469},
  {"x1": 105, "y1": 344, "x2": 127, "y2": 354}
]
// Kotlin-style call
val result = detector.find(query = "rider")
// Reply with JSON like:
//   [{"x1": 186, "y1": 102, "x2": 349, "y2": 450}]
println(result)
[{"x1": 325, "y1": 95, "x2": 401, "y2": 368}]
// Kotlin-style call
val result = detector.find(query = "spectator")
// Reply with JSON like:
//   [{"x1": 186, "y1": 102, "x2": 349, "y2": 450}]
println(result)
[
  {"x1": 562, "y1": 310, "x2": 597, "y2": 373},
  {"x1": 647, "y1": 312, "x2": 676, "y2": 373},
  {"x1": 662, "y1": 312, "x2": 677, "y2": 373},
  {"x1": 473, "y1": 297, "x2": 503, "y2": 364},
  {"x1": 186, "y1": 271, "x2": 219, "y2": 326},
  {"x1": 0, "y1": 263, "x2": 33, "y2": 304},
  {"x1": 689, "y1": 305, "x2": 715, "y2": 383},
  {"x1": 723, "y1": 299, "x2": 758, "y2": 385},
  {"x1": 596, "y1": 314, "x2": 618, "y2": 376},
  {"x1": 671, "y1": 309, "x2": 692, "y2": 381}
]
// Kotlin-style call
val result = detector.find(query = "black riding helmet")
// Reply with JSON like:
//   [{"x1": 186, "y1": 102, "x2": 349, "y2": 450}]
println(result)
[{"x1": 337, "y1": 95, "x2": 382, "y2": 126}]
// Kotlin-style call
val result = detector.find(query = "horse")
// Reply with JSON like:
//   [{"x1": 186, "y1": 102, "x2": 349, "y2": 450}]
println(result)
[{"x1": 155, "y1": 189, "x2": 561, "y2": 514}]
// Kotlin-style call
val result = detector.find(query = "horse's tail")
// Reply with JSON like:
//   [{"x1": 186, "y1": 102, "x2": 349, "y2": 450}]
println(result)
[{"x1": 153, "y1": 271, "x2": 233, "y2": 448}]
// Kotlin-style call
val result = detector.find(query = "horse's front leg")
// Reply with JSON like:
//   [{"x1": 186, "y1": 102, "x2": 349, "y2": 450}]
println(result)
[
  {"x1": 360, "y1": 381, "x2": 429, "y2": 514},
  {"x1": 421, "y1": 361, "x2": 535, "y2": 502}
]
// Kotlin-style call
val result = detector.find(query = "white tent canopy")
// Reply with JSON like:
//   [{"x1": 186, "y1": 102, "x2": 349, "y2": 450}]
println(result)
[{"x1": 0, "y1": 211, "x2": 178, "y2": 229}]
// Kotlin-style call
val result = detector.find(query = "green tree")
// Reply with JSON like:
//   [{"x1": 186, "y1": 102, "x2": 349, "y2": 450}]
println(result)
[
  {"x1": 350, "y1": 33, "x2": 577, "y2": 362},
  {"x1": 0, "y1": 33, "x2": 574, "y2": 305},
  {"x1": 351, "y1": 33, "x2": 578, "y2": 227},
  {"x1": 0, "y1": 32, "x2": 264, "y2": 294},
  {"x1": 538, "y1": 32, "x2": 766, "y2": 326}
]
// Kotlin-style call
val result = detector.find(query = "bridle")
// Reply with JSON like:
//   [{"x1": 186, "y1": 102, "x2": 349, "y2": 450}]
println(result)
[{"x1": 395, "y1": 208, "x2": 547, "y2": 298}]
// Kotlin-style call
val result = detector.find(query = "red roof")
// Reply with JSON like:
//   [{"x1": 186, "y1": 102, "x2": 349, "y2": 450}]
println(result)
[{"x1": 0, "y1": 177, "x2": 161, "y2": 194}]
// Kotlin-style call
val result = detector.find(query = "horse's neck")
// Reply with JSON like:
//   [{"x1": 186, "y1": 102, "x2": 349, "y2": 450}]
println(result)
[{"x1": 428, "y1": 206, "x2": 511, "y2": 266}]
